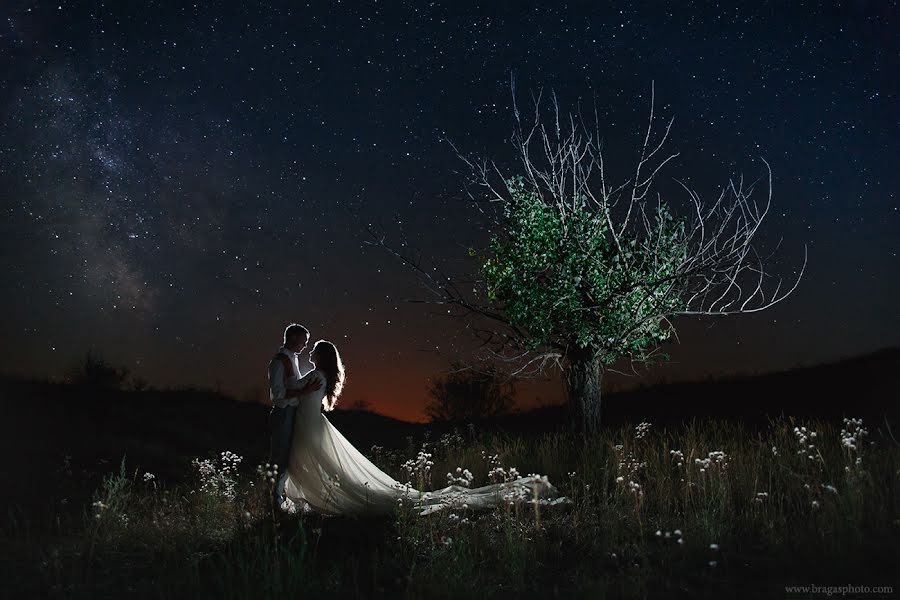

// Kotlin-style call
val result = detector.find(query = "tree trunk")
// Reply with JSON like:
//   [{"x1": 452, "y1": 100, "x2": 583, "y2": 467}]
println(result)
[{"x1": 564, "y1": 345, "x2": 603, "y2": 435}]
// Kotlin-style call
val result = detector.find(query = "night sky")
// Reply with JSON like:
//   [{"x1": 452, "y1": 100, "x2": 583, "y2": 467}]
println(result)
[{"x1": 1, "y1": 1, "x2": 897, "y2": 421}]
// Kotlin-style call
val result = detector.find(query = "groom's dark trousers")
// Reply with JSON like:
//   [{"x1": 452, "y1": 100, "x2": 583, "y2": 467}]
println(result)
[{"x1": 268, "y1": 404, "x2": 297, "y2": 506}]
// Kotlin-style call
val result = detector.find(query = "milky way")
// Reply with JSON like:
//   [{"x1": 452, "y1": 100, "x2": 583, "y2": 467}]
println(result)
[{"x1": 1, "y1": 2, "x2": 897, "y2": 420}]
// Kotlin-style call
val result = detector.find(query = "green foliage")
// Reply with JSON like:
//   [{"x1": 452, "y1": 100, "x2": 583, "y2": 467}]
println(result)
[
  {"x1": 482, "y1": 177, "x2": 688, "y2": 361},
  {"x1": 89, "y1": 457, "x2": 132, "y2": 530}
]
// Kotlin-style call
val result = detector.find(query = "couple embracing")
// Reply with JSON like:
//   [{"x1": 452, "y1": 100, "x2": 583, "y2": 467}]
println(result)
[
  {"x1": 266, "y1": 323, "x2": 566, "y2": 516},
  {"x1": 267, "y1": 323, "x2": 342, "y2": 511}
]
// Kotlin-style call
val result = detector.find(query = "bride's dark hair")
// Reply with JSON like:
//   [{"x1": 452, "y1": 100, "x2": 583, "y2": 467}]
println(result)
[{"x1": 313, "y1": 340, "x2": 345, "y2": 411}]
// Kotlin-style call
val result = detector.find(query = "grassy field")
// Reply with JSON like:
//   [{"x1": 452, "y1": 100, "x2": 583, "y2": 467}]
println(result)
[{"x1": 3, "y1": 416, "x2": 898, "y2": 598}]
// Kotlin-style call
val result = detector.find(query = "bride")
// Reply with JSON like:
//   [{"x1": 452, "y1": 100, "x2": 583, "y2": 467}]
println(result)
[{"x1": 283, "y1": 340, "x2": 566, "y2": 515}]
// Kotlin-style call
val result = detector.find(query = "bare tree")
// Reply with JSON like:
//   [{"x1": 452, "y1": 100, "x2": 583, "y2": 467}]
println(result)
[{"x1": 369, "y1": 80, "x2": 806, "y2": 434}]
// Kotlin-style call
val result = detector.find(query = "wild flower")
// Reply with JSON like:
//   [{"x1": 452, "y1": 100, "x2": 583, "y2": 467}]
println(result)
[
  {"x1": 822, "y1": 483, "x2": 838, "y2": 495},
  {"x1": 709, "y1": 543, "x2": 719, "y2": 551},
  {"x1": 483, "y1": 452, "x2": 501, "y2": 469},
  {"x1": 256, "y1": 463, "x2": 278, "y2": 484},
  {"x1": 142, "y1": 472, "x2": 156, "y2": 482},
  {"x1": 634, "y1": 421, "x2": 652, "y2": 440},
  {"x1": 694, "y1": 451, "x2": 728, "y2": 472},
  {"x1": 752, "y1": 492, "x2": 769, "y2": 504},
  {"x1": 709, "y1": 561, "x2": 718, "y2": 568},
  {"x1": 811, "y1": 500, "x2": 820, "y2": 509},
  {"x1": 650, "y1": 530, "x2": 681, "y2": 544},
  {"x1": 402, "y1": 450, "x2": 434, "y2": 488},
  {"x1": 772, "y1": 446, "x2": 778, "y2": 456},
  {"x1": 627, "y1": 481, "x2": 643, "y2": 497},
  {"x1": 282, "y1": 498, "x2": 298, "y2": 514},
  {"x1": 438, "y1": 430, "x2": 464, "y2": 454},
  {"x1": 220, "y1": 451, "x2": 243, "y2": 472},
  {"x1": 426, "y1": 491, "x2": 469, "y2": 514},
  {"x1": 393, "y1": 481, "x2": 415, "y2": 498},
  {"x1": 193, "y1": 460, "x2": 216, "y2": 487},
  {"x1": 669, "y1": 449, "x2": 685, "y2": 467},
  {"x1": 840, "y1": 417, "x2": 867, "y2": 451},
  {"x1": 446, "y1": 467, "x2": 474, "y2": 487},
  {"x1": 192, "y1": 451, "x2": 243, "y2": 500},
  {"x1": 501, "y1": 486, "x2": 530, "y2": 503},
  {"x1": 92, "y1": 500, "x2": 108, "y2": 520},
  {"x1": 841, "y1": 418, "x2": 869, "y2": 479},
  {"x1": 793, "y1": 426, "x2": 813, "y2": 446},
  {"x1": 793, "y1": 426, "x2": 821, "y2": 462},
  {"x1": 614, "y1": 445, "x2": 647, "y2": 480},
  {"x1": 489, "y1": 466, "x2": 520, "y2": 483},
  {"x1": 481, "y1": 452, "x2": 519, "y2": 483}
]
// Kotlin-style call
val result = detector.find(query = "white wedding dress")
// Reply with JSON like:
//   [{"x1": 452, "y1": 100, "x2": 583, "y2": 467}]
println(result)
[{"x1": 284, "y1": 369, "x2": 567, "y2": 515}]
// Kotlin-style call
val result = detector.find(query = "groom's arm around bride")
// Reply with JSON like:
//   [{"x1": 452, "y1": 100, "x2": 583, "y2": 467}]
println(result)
[{"x1": 267, "y1": 323, "x2": 321, "y2": 508}]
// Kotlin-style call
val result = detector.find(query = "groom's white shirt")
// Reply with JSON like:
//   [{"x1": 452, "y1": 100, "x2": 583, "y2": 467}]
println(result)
[{"x1": 268, "y1": 346, "x2": 314, "y2": 408}]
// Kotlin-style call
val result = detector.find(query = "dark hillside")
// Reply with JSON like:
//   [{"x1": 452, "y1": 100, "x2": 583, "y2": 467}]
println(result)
[{"x1": 2, "y1": 347, "x2": 897, "y2": 512}]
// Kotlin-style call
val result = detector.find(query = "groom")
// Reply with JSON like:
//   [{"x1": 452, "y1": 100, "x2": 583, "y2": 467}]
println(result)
[{"x1": 267, "y1": 323, "x2": 321, "y2": 509}]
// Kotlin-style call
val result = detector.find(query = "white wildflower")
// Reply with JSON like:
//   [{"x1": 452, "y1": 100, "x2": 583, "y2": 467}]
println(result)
[
  {"x1": 694, "y1": 451, "x2": 728, "y2": 472},
  {"x1": 634, "y1": 421, "x2": 651, "y2": 440},
  {"x1": 402, "y1": 450, "x2": 434, "y2": 487},
  {"x1": 193, "y1": 451, "x2": 243, "y2": 500},
  {"x1": 446, "y1": 467, "x2": 475, "y2": 487}
]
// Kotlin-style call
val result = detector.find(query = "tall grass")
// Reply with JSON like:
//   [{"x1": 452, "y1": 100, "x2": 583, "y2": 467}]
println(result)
[{"x1": 6, "y1": 417, "x2": 898, "y2": 598}]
